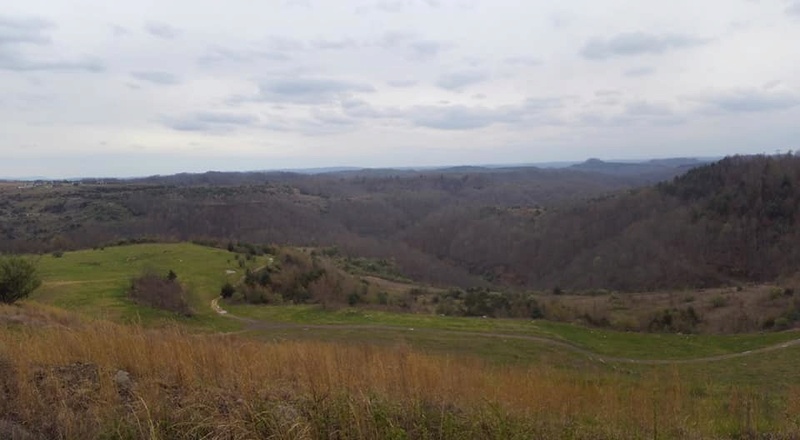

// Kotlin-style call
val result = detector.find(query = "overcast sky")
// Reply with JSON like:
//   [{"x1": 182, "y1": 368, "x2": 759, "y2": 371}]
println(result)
[{"x1": 2, "y1": 0, "x2": 800, "y2": 177}]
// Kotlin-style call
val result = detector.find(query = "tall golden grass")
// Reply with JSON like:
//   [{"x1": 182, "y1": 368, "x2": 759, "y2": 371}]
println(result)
[{"x1": 1, "y1": 304, "x2": 798, "y2": 439}]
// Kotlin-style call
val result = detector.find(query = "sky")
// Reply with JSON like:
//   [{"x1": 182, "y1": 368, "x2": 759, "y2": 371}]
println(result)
[{"x1": 2, "y1": 0, "x2": 800, "y2": 178}]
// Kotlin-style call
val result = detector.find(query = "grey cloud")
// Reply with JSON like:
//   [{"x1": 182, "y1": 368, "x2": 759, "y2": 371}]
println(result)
[
  {"x1": 0, "y1": 14, "x2": 104, "y2": 73},
  {"x1": 378, "y1": 31, "x2": 452, "y2": 60},
  {"x1": 131, "y1": 70, "x2": 181, "y2": 85},
  {"x1": 375, "y1": 1, "x2": 410, "y2": 12},
  {"x1": 341, "y1": 97, "x2": 563, "y2": 130},
  {"x1": 260, "y1": 110, "x2": 360, "y2": 136},
  {"x1": 625, "y1": 100, "x2": 673, "y2": 116},
  {"x1": 408, "y1": 40, "x2": 447, "y2": 59},
  {"x1": 255, "y1": 77, "x2": 375, "y2": 104},
  {"x1": 581, "y1": 32, "x2": 706, "y2": 60},
  {"x1": 162, "y1": 111, "x2": 259, "y2": 132},
  {"x1": 266, "y1": 36, "x2": 305, "y2": 52},
  {"x1": 595, "y1": 90, "x2": 622, "y2": 97},
  {"x1": 787, "y1": 1, "x2": 800, "y2": 16},
  {"x1": 310, "y1": 108, "x2": 358, "y2": 126},
  {"x1": 283, "y1": 0, "x2": 311, "y2": 7},
  {"x1": 624, "y1": 66, "x2": 656, "y2": 77},
  {"x1": 378, "y1": 31, "x2": 416, "y2": 48},
  {"x1": 503, "y1": 56, "x2": 541, "y2": 66},
  {"x1": 312, "y1": 38, "x2": 358, "y2": 50},
  {"x1": 436, "y1": 70, "x2": 489, "y2": 91},
  {"x1": 360, "y1": 0, "x2": 441, "y2": 13},
  {"x1": 197, "y1": 46, "x2": 291, "y2": 65},
  {"x1": 697, "y1": 88, "x2": 800, "y2": 112},
  {"x1": 0, "y1": 15, "x2": 53, "y2": 45},
  {"x1": 145, "y1": 21, "x2": 180, "y2": 39},
  {"x1": 409, "y1": 104, "x2": 523, "y2": 130},
  {"x1": 387, "y1": 79, "x2": 418, "y2": 87},
  {"x1": 110, "y1": 24, "x2": 131, "y2": 37},
  {"x1": 0, "y1": 51, "x2": 103, "y2": 72}
]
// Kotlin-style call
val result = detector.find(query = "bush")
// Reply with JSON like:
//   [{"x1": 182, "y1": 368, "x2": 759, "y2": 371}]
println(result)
[
  {"x1": 0, "y1": 256, "x2": 42, "y2": 304},
  {"x1": 128, "y1": 271, "x2": 193, "y2": 316},
  {"x1": 220, "y1": 282, "x2": 236, "y2": 299},
  {"x1": 710, "y1": 295, "x2": 728, "y2": 308},
  {"x1": 774, "y1": 317, "x2": 791, "y2": 330}
]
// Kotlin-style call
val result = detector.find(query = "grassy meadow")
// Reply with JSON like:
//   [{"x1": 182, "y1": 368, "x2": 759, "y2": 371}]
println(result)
[
  {"x1": 30, "y1": 243, "x2": 268, "y2": 329},
  {"x1": 3, "y1": 243, "x2": 800, "y2": 438}
]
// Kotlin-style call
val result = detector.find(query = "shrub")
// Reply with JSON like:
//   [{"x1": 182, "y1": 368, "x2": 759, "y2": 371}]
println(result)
[
  {"x1": 220, "y1": 282, "x2": 236, "y2": 299},
  {"x1": 347, "y1": 292, "x2": 362, "y2": 306},
  {"x1": 774, "y1": 317, "x2": 791, "y2": 330},
  {"x1": 128, "y1": 272, "x2": 193, "y2": 316},
  {"x1": 0, "y1": 256, "x2": 42, "y2": 304},
  {"x1": 710, "y1": 295, "x2": 728, "y2": 308}
]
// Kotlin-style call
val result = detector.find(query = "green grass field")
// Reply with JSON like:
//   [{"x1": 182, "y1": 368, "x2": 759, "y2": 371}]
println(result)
[
  {"x1": 226, "y1": 303, "x2": 800, "y2": 360},
  {"x1": 30, "y1": 243, "x2": 268, "y2": 330},
  {"x1": 22, "y1": 243, "x2": 800, "y2": 367}
]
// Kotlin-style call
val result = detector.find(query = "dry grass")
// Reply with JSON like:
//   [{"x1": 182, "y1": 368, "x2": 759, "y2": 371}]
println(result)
[{"x1": 1, "y1": 304, "x2": 799, "y2": 439}]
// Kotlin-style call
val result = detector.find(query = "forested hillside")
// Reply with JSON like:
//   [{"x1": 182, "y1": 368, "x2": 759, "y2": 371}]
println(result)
[
  {"x1": 6, "y1": 156, "x2": 799, "y2": 291},
  {"x1": 1, "y1": 162, "x2": 683, "y2": 287},
  {"x1": 413, "y1": 155, "x2": 800, "y2": 291}
]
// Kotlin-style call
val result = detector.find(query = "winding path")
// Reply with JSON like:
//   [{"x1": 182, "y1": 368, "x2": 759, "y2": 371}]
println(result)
[{"x1": 209, "y1": 297, "x2": 800, "y2": 365}]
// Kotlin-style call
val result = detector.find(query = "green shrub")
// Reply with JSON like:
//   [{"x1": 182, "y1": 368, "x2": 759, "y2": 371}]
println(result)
[{"x1": 0, "y1": 256, "x2": 42, "y2": 304}]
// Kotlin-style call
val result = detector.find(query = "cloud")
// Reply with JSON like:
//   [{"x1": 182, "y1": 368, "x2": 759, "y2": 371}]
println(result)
[
  {"x1": 436, "y1": 70, "x2": 489, "y2": 91},
  {"x1": 0, "y1": 15, "x2": 53, "y2": 45},
  {"x1": 131, "y1": 70, "x2": 181, "y2": 85},
  {"x1": 254, "y1": 77, "x2": 375, "y2": 104},
  {"x1": 283, "y1": 0, "x2": 311, "y2": 7},
  {"x1": 162, "y1": 111, "x2": 259, "y2": 133},
  {"x1": 787, "y1": 1, "x2": 800, "y2": 16},
  {"x1": 377, "y1": 31, "x2": 452, "y2": 60},
  {"x1": 408, "y1": 105, "x2": 521, "y2": 129},
  {"x1": 340, "y1": 97, "x2": 564, "y2": 130},
  {"x1": 110, "y1": 24, "x2": 131, "y2": 37},
  {"x1": 0, "y1": 51, "x2": 103, "y2": 72},
  {"x1": 358, "y1": 0, "x2": 441, "y2": 14},
  {"x1": 595, "y1": 90, "x2": 622, "y2": 97},
  {"x1": 312, "y1": 38, "x2": 358, "y2": 50},
  {"x1": 265, "y1": 36, "x2": 305, "y2": 52},
  {"x1": 503, "y1": 56, "x2": 541, "y2": 66},
  {"x1": 145, "y1": 21, "x2": 180, "y2": 39},
  {"x1": 375, "y1": 0, "x2": 410, "y2": 13},
  {"x1": 581, "y1": 32, "x2": 706, "y2": 60},
  {"x1": 197, "y1": 46, "x2": 291, "y2": 65},
  {"x1": 624, "y1": 66, "x2": 656, "y2": 77},
  {"x1": 0, "y1": 15, "x2": 104, "y2": 73},
  {"x1": 387, "y1": 79, "x2": 418, "y2": 88},
  {"x1": 695, "y1": 88, "x2": 800, "y2": 112},
  {"x1": 625, "y1": 100, "x2": 674, "y2": 116},
  {"x1": 408, "y1": 40, "x2": 447, "y2": 59}
]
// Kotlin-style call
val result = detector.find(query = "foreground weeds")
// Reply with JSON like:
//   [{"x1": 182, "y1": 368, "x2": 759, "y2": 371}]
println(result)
[{"x1": 1, "y1": 304, "x2": 799, "y2": 439}]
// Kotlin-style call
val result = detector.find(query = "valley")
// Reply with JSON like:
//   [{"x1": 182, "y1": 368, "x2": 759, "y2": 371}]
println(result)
[{"x1": 4, "y1": 155, "x2": 800, "y2": 438}]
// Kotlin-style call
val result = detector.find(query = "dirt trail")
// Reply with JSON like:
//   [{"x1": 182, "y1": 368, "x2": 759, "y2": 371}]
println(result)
[{"x1": 209, "y1": 297, "x2": 800, "y2": 365}]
